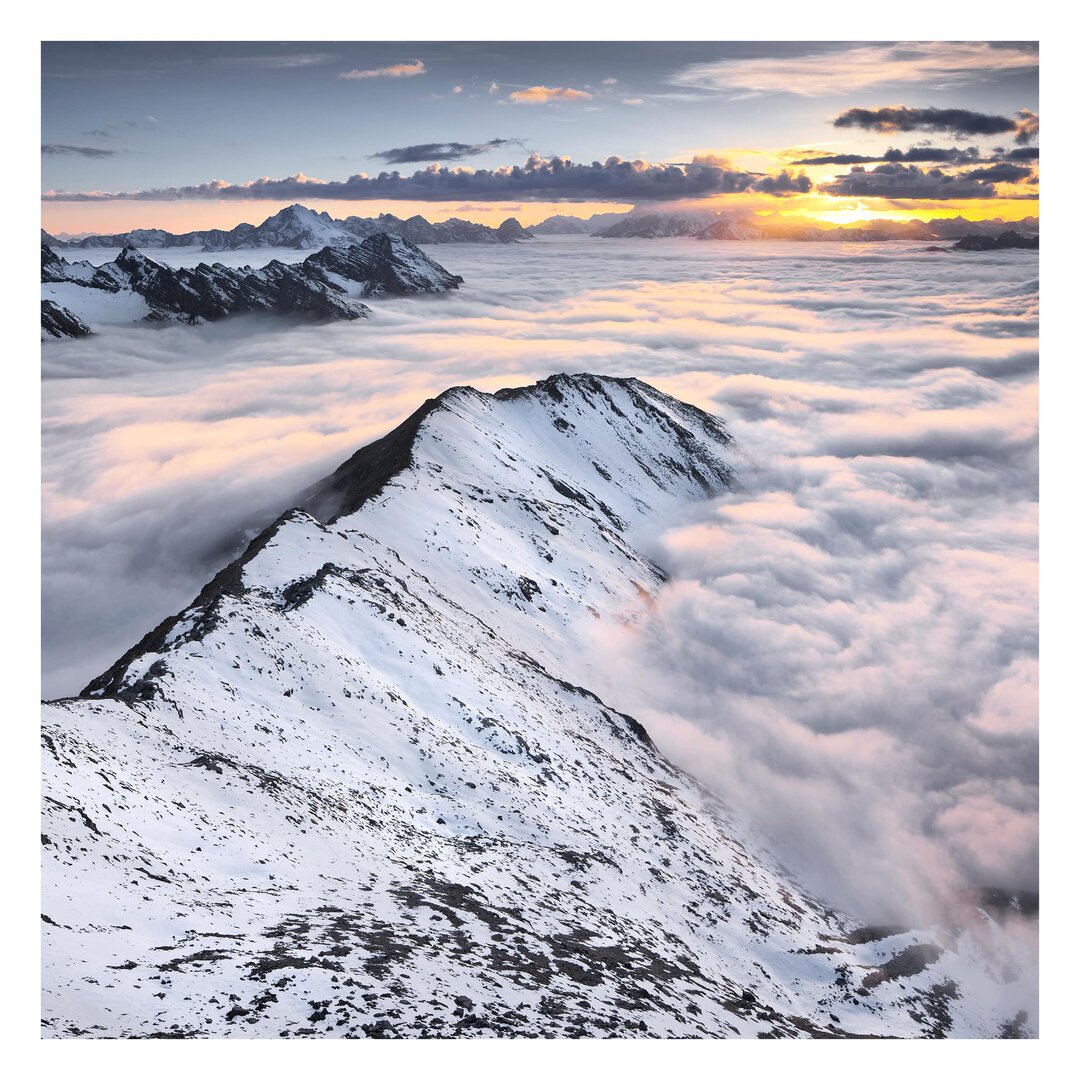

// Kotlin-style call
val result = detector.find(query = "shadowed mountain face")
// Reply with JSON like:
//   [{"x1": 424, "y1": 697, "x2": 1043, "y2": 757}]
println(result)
[
  {"x1": 42, "y1": 375, "x2": 1032, "y2": 1038},
  {"x1": 951, "y1": 231, "x2": 1039, "y2": 251},
  {"x1": 40, "y1": 233, "x2": 463, "y2": 338}
]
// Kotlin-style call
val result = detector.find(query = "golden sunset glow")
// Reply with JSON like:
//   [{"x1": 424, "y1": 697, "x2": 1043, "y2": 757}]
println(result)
[{"x1": 771, "y1": 197, "x2": 1040, "y2": 226}]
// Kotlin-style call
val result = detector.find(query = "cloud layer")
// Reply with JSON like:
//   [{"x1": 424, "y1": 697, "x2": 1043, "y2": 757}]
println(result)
[
  {"x1": 42, "y1": 153, "x2": 807, "y2": 203},
  {"x1": 819, "y1": 162, "x2": 1034, "y2": 200},
  {"x1": 43, "y1": 237, "x2": 1037, "y2": 931},
  {"x1": 670, "y1": 41, "x2": 1038, "y2": 96}
]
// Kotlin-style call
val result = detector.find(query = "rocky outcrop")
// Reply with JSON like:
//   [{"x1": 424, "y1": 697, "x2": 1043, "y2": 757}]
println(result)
[
  {"x1": 41, "y1": 299, "x2": 91, "y2": 339},
  {"x1": 40, "y1": 234, "x2": 462, "y2": 337},
  {"x1": 952, "y1": 231, "x2": 1039, "y2": 251}
]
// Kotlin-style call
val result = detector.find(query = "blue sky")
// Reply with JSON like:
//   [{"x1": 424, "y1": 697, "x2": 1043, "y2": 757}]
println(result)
[{"x1": 42, "y1": 41, "x2": 1039, "y2": 231}]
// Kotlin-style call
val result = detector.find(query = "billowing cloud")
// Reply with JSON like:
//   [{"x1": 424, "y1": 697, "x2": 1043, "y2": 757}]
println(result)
[
  {"x1": 371, "y1": 138, "x2": 524, "y2": 164},
  {"x1": 41, "y1": 153, "x2": 783, "y2": 203},
  {"x1": 621, "y1": 98, "x2": 643, "y2": 106},
  {"x1": 833, "y1": 106, "x2": 1040, "y2": 145},
  {"x1": 670, "y1": 41, "x2": 1038, "y2": 96},
  {"x1": 819, "y1": 162, "x2": 1028, "y2": 200},
  {"x1": 339, "y1": 60, "x2": 426, "y2": 80},
  {"x1": 42, "y1": 144, "x2": 119, "y2": 159},
  {"x1": 750, "y1": 168, "x2": 811, "y2": 195},
  {"x1": 507, "y1": 86, "x2": 592, "y2": 105}
]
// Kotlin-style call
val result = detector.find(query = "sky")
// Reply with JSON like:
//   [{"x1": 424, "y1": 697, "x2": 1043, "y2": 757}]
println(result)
[
  {"x1": 41, "y1": 237, "x2": 1037, "y2": 923},
  {"x1": 41, "y1": 41, "x2": 1039, "y2": 234}
]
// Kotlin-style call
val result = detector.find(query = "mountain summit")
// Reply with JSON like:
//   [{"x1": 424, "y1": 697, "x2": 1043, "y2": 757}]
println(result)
[{"x1": 43, "y1": 375, "x2": 1031, "y2": 1038}]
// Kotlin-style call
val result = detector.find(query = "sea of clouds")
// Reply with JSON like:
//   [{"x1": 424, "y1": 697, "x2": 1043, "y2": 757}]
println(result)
[{"x1": 42, "y1": 235, "x2": 1037, "y2": 927}]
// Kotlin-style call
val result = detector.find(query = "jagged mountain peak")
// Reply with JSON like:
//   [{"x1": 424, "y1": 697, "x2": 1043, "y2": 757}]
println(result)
[
  {"x1": 41, "y1": 233, "x2": 461, "y2": 336},
  {"x1": 301, "y1": 372, "x2": 735, "y2": 525}
]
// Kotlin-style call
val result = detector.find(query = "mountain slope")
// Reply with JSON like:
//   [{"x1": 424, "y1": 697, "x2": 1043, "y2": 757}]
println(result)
[
  {"x1": 40, "y1": 234, "x2": 462, "y2": 337},
  {"x1": 42, "y1": 375, "x2": 1032, "y2": 1038}
]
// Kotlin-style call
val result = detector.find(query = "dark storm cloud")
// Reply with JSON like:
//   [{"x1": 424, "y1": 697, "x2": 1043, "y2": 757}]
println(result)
[
  {"x1": 832, "y1": 106, "x2": 1040, "y2": 145},
  {"x1": 42, "y1": 153, "x2": 779, "y2": 203},
  {"x1": 819, "y1": 162, "x2": 1016, "y2": 200},
  {"x1": 792, "y1": 145, "x2": 984, "y2": 166},
  {"x1": 42, "y1": 144, "x2": 120, "y2": 159},
  {"x1": 371, "y1": 138, "x2": 525, "y2": 164}
]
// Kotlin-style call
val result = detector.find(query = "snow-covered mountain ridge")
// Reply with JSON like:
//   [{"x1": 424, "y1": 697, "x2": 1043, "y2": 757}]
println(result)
[
  {"x1": 42, "y1": 374, "x2": 1034, "y2": 1038},
  {"x1": 44, "y1": 204, "x2": 533, "y2": 252},
  {"x1": 41, "y1": 233, "x2": 462, "y2": 338}
]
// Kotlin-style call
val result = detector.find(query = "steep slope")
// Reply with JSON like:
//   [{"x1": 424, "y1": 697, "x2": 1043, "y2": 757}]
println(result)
[
  {"x1": 40, "y1": 235, "x2": 462, "y2": 337},
  {"x1": 41, "y1": 300, "x2": 91, "y2": 340},
  {"x1": 42, "y1": 375, "x2": 1032, "y2": 1038}
]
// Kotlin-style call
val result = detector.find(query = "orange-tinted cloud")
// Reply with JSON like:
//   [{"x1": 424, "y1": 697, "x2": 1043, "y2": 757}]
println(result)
[
  {"x1": 339, "y1": 60, "x2": 426, "y2": 80},
  {"x1": 507, "y1": 86, "x2": 592, "y2": 105}
]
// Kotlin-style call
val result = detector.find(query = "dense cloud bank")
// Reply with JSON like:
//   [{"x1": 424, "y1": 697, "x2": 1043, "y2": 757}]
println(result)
[
  {"x1": 42, "y1": 153, "x2": 814, "y2": 204},
  {"x1": 42, "y1": 236, "x2": 1037, "y2": 927}
]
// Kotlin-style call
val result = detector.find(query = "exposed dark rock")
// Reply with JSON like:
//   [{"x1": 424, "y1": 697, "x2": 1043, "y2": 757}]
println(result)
[{"x1": 41, "y1": 233, "x2": 461, "y2": 337}]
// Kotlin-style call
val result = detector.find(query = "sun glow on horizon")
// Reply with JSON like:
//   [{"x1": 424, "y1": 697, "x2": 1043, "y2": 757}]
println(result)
[{"x1": 766, "y1": 197, "x2": 1040, "y2": 226}]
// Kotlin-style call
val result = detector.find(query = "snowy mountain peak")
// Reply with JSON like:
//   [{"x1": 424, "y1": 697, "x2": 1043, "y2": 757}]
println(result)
[
  {"x1": 301, "y1": 372, "x2": 734, "y2": 525},
  {"x1": 43, "y1": 375, "x2": 1033, "y2": 1038}
]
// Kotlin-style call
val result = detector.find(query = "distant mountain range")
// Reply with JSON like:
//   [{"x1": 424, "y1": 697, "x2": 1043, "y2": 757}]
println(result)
[
  {"x1": 947, "y1": 231, "x2": 1039, "y2": 251},
  {"x1": 529, "y1": 211, "x2": 631, "y2": 235},
  {"x1": 597, "y1": 211, "x2": 1040, "y2": 242},
  {"x1": 41, "y1": 233, "x2": 462, "y2": 338},
  {"x1": 42, "y1": 204, "x2": 1041, "y2": 256},
  {"x1": 43, "y1": 204, "x2": 534, "y2": 253}
]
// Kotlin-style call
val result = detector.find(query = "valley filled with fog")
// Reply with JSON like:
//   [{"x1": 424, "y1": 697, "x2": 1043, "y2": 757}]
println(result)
[{"x1": 42, "y1": 235, "x2": 1037, "y2": 922}]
